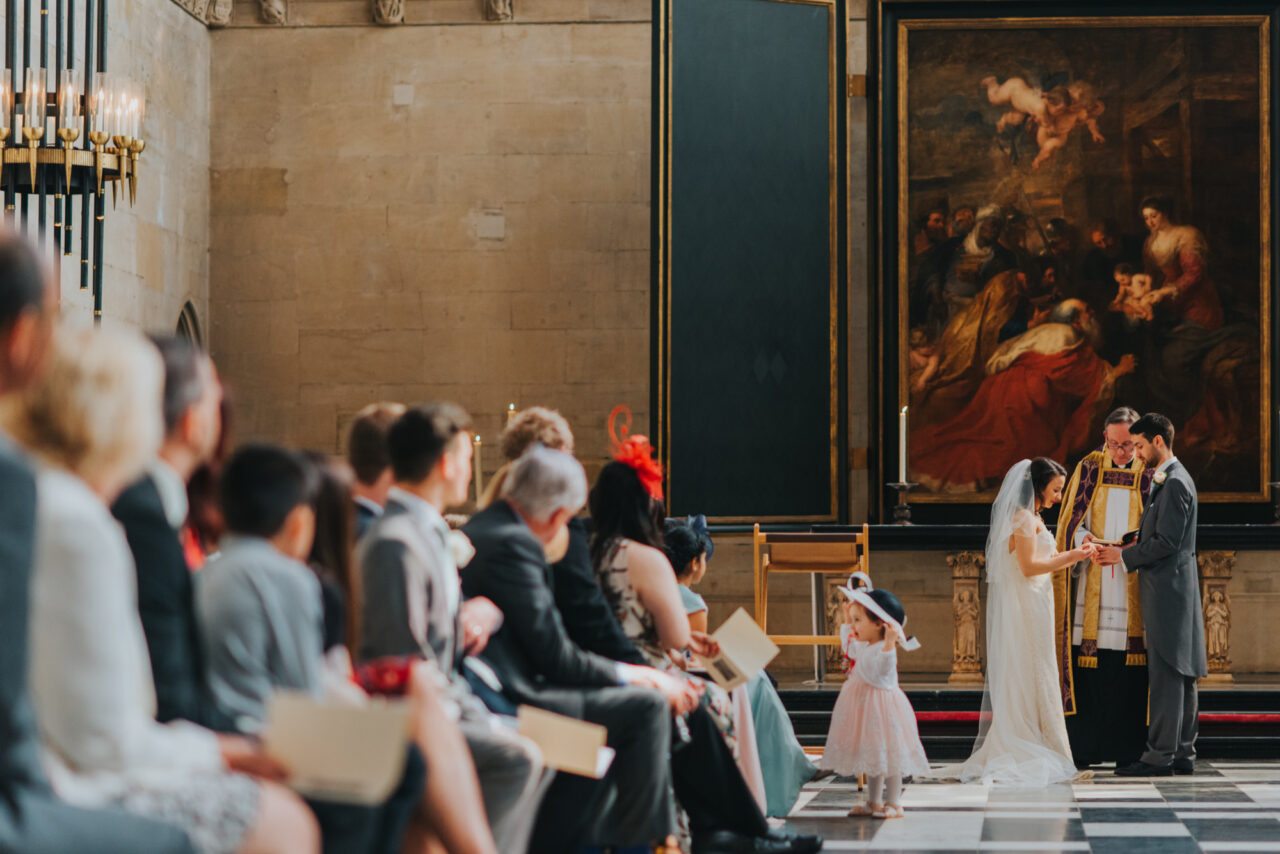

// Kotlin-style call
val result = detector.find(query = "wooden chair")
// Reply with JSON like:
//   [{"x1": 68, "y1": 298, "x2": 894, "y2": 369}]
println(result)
[{"x1": 752, "y1": 523, "x2": 871, "y2": 648}]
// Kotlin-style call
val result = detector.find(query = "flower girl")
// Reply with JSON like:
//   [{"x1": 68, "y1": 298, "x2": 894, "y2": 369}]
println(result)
[{"x1": 818, "y1": 574, "x2": 930, "y2": 819}]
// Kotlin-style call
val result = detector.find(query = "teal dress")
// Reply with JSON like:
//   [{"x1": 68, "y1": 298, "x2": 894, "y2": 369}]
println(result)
[{"x1": 679, "y1": 584, "x2": 816, "y2": 817}]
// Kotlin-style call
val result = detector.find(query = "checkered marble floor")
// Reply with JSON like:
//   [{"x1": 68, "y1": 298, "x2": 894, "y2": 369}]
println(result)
[{"x1": 777, "y1": 761, "x2": 1280, "y2": 853}]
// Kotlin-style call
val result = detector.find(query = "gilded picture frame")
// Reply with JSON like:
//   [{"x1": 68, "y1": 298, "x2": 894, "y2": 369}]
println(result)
[{"x1": 870, "y1": 1, "x2": 1276, "y2": 520}]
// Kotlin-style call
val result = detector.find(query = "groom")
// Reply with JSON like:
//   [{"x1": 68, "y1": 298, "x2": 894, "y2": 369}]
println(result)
[{"x1": 1093, "y1": 413, "x2": 1207, "y2": 776}]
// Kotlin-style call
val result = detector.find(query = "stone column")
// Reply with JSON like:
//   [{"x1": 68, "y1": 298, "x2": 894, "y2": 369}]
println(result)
[
  {"x1": 1198, "y1": 550, "x2": 1234, "y2": 685},
  {"x1": 948, "y1": 551, "x2": 984, "y2": 686}
]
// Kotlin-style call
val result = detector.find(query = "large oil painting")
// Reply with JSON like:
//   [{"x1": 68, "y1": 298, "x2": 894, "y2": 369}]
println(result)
[{"x1": 890, "y1": 12, "x2": 1271, "y2": 502}]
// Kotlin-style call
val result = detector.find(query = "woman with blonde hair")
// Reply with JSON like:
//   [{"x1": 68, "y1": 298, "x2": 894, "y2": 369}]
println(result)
[{"x1": 8, "y1": 324, "x2": 320, "y2": 854}]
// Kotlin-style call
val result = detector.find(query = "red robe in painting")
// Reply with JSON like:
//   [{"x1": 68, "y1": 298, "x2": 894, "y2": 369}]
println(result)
[{"x1": 911, "y1": 324, "x2": 1111, "y2": 488}]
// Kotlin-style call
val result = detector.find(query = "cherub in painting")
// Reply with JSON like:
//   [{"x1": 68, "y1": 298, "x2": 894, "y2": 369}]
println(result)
[{"x1": 982, "y1": 75, "x2": 1105, "y2": 169}]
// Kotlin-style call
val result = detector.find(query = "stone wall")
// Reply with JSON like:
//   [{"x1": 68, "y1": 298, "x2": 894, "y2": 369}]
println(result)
[
  {"x1": 61, "y1": 0, "x2": 211, "y2": 335},
  {"x1": 208, "y1": 17, "x2": 650, "y2": 470}
]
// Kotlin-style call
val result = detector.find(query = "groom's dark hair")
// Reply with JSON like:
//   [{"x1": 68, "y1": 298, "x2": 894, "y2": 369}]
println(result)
[{"x1": 1130, "y1": 413, "x2": 1175, "y2": 448}]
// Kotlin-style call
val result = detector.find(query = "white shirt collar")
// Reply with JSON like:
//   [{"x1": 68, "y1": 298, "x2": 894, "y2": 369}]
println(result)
[
  {"x1": 1155, "y1": 456, "x2": 1179, "y2": 476},
  {"x1": 148, "y1": 459, "x2": 189, "y2": 530},
  {"x1": 387, "y1": 486, "x2": 449, "y2": 537}
]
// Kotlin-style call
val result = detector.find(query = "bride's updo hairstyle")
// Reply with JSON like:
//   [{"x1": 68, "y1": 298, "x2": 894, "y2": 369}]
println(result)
[{"x1": 1029, "y1": 457, "x2": 1067, "y2": 503}]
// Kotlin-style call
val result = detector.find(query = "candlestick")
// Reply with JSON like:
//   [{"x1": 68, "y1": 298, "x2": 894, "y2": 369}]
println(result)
[
  {"x1": 473, "y1": 434, "x2": 483, "y2": 503},
  {"x1": 506, "y1": 402, "x2": 516, "y2": 426},
  {"x1": 888, "y1": 481, "x2": 917, "y2": 525},
  {"x1": 898, "y1": 405, "x2": 908, "y2": 483}
]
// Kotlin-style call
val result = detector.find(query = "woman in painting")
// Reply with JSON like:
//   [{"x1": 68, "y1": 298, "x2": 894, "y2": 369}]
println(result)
[
  {"x1": 1139, "y1": 196, "x2": 1223, "y2": 331},
  {"x1": 1133, "y1": 196, "x2": 1248, "y2": 436}
]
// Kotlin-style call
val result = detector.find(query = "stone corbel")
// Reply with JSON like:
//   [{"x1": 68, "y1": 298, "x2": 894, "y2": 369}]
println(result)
[
  {"x1": 947, "y1": 551, "x2": 984, "y2": 685},
  {"x1": 372, "y1": 0, "x2": 404, "y2": 24},
  {"x1": 483, "y1": 0, "x2": 512, "y2": 22},
  {"x1": 259, "y1": 0, "x2": 287, "y2": 24},
  {"x1": 205, "y1": 0, "x2": 233, "y2": 26},
  {"x1": 1198, "y1": 550, "x2": 1235, "y2": 685}
]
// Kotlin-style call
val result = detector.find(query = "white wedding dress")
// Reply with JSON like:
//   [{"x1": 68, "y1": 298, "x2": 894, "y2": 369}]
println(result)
[{"x1": 936, "y1": 460, "x2": 1077, "y2": 786}]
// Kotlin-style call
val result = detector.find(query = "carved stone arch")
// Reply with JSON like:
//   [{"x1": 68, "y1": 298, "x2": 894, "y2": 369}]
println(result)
[{"x1": 176, "y1": 300, "x2": 203, "y2": 347}]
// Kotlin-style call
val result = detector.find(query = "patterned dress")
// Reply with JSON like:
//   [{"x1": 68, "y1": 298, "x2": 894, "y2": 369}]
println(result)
[{"x1": 596, "y1": 538, "x2": 738, "y2": 752}]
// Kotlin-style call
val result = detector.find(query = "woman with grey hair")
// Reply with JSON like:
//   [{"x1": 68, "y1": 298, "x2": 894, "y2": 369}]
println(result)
[{"x1": 9, "y1": 325, "x2": 319, "y2": 854}]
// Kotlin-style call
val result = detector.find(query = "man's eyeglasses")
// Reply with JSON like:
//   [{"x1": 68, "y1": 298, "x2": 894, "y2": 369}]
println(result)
[{"x1": 1105, "y1": 440, "x2": 1135, "y2": 452}]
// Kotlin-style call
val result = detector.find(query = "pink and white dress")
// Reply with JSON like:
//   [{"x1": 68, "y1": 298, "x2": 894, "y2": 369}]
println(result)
[{"x1": 818, "y1": 625, "x2": 931, "y2": 778}]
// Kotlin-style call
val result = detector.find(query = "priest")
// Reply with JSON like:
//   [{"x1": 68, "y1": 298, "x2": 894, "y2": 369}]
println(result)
[{"x1": 1054, "y1": 406, "x2": 1155, "y2": 769}]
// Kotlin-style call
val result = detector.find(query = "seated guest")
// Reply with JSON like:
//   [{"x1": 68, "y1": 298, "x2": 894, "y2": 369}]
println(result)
[
  {"x1": 112, "y1": 337, "x2": 235, "y2": 731},
  {"x1": 302, "y1": 451, "x2": 362, "y2": 657},
  {"x1": 348, "y1": 401, "x2": 407, "y2": 539},
  {"x1": 14, "y1": 324, "x2": 319, "y2": 854},
  {"x1": 590, "y1": 454, "x2": 767, "y2": 819},
  {"x1": 196, "y1": 444, "x2": 427, "y2": 854},
  {"x1": 308, "y1": 450, "x2": 505, "y2": 854},
  {"x1": 0, "y1": 236, "x2": 199, "y2": 854},
  {"x1": 463, "y1": 447, "x2": 819, "y2": 854},
  {"x1": 665, "y1": 519, "x2": 816, "y2": 818},
  {"x1": 491, "y1": 412, "x2": 819, "y2": 839},
  {"x1": 488, "y1": 407, "x2": 645, "y2": 665},
  {"x1": 358, "y1": 403, "x2": 552, "y2": 853},
  {"x1": 184, "y1": 393, "x2": 234, "y2": 567}
]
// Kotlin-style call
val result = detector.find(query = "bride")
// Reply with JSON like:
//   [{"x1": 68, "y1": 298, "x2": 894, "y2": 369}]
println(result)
[{"x1": 939, "y1": 458, "x2": 1097, "y2": 785}]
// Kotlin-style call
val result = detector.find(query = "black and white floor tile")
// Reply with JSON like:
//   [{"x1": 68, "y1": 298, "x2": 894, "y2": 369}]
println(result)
[{"x1": 780, "y1": 761, "x2": 1280, "y2": 852}]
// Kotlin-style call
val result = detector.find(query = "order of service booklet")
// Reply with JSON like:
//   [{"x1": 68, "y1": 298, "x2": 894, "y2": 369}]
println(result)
[
  {"x1": 264, "y1": 692, "x2": 411, "y2": 805},
  {"x1": 694, "y1": 607, "x2": 780, "y2": 692}
]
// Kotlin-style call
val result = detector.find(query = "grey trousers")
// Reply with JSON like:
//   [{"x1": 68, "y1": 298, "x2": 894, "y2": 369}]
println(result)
[
  {"x1": 1141, "y1": 649, "x2": 1198, "y2": 767},
  {"x1": 461, "y1": 717, "x2": 551, "y2": 854},
  {"x1": 0, "y1": 787, "x2": 196, "y2": 854}
]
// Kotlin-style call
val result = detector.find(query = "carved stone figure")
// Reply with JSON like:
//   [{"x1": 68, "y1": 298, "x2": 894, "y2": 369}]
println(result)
[
  {"x1": 259, "y1": 0, "x2": 286, "y2": 24},
  {"x1": 483, "y1": 0, "x2": 512, "y2": 22},
  {"x1": 372, "y1": 0, "x2": 403, "y2": 25},
  {"x1": 205, "y1": 0, "x2": 233, "y2": 26},
  {"x1": 1197, "y1": 550, "x2": 1235, "y2": 684},
  {"x1": 1205, "y1": 590, "x2": 1230, "y2": 670},
  {"x1": 955, "y1": 587, "x2": 980, "y2": 668},
  {"x1": 948, "y1": 550, "x2": 985, "y2": 685}
]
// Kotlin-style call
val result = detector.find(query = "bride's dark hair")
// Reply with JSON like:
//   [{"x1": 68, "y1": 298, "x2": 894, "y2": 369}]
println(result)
[{"x1": 1029, "y1": 457, "x2": 1067, "y2": 502}]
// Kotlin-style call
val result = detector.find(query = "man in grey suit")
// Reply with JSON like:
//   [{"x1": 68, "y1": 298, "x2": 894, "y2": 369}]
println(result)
[
  {"x1": 0, "y1": 234, "x2": 195, "y2": 853},
  {"x1": 1094, "y1": 412, "x2": 1207, "y2": 776},
  {"x1": 358, "y1": 402, "x2": 549, "y2": 853}
]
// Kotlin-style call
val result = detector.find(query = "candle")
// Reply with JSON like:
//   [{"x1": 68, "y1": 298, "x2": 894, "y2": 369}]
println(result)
[
  {"x1": 898, "y1": 405, "x2": 908, "y2": 483},
  {"x1": 473, "y1": 434, "x2": 483, "y2": 501},
  {"x1": 506, "y1": 402, "x2": 516, "y2": 426}
]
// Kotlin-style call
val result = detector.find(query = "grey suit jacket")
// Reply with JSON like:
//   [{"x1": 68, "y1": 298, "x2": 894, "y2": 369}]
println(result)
[
  {"x1": 357, "y1": 497, "x2": 502, "y2": 722},
  {"x1": 0, "y1": 432, "x2": 46, "y2": 792},
  {"x1": 1124, "y1": 460, "x2": 1208, "y2": 677},
  {"x1": 358, "y1": 497, "x2": 463, "y2": 670}
]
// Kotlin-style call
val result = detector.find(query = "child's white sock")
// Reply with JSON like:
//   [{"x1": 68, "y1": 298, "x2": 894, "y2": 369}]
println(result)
[
  {"x1": 884, "y1": 775, "x2": 903, "y2": 807},
  {"x1": 865, "y1": 775, "x2": 884, "y2": 805}
]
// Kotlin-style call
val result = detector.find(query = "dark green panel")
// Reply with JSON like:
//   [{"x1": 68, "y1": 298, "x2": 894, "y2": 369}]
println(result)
[{"x1": 667, "y1": 0, "x2": 835, "y2": 518}]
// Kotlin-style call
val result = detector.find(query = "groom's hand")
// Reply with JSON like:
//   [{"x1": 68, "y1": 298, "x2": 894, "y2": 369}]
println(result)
[{"x1": 1094, "y1": 544, "x2": 1124, "y2": 566}]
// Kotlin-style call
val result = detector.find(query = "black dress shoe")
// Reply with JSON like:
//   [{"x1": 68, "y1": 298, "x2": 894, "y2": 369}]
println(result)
[
  {"x1": 691, "y1": 830, "x2": 822, "y2": 854},
  {"x1": 1115, "y1": 760, "x2": 1173, "y2": 777},
  {"x1": 1173, "y1": 758, "x2": 1195, "y2": 775},
  {"x1": 764, "y1": 829, "x2": 822, "y2": 853}
]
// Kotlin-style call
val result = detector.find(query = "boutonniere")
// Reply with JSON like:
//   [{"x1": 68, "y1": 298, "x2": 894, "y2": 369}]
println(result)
[
  {"x1": 1153, "y1": 470, "x2": 1168, "y2": 486},
  {"x1": 447, "y1": 530, "x2": 476, "y2": 568}
]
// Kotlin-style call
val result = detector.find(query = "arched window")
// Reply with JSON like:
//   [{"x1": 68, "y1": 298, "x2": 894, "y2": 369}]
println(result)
[{"x1": 176, "y1": 301, "x2": 203, "y2": 347}]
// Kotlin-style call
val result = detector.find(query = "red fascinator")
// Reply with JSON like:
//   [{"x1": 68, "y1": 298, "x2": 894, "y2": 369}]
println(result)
[{"x1": 609, "y1": 405, "x2": 664, "y2": 501}]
